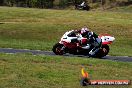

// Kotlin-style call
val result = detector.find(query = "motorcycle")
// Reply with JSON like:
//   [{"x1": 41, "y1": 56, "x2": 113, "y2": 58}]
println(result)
[
  {"x1": 75, "y1": 4, "x2": 90, "y2": 11},
  {"x1": 52, "y1": 30, "x2": 115, "y2": 58}
]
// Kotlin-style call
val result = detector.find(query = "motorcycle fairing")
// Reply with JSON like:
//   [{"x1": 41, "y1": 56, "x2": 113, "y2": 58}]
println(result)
[{"x1": 99, "y1": 34, "x2": 115, "y2": 45}]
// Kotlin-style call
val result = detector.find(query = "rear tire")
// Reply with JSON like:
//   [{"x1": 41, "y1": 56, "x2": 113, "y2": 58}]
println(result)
[{"x1": 52, "y1": 43, "x2": 64, "y2": 55}]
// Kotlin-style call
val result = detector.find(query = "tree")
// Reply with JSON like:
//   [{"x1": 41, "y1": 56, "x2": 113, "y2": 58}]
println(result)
[
  {"x1": 59, "y1": 0, "x2": 69, "y2": 8},
  {"x1": 0, "y1": 0, "x2": 4, "y2": 5},
  {"x1": 100, "y1": 0, "x2": 105, "y2": 9}
]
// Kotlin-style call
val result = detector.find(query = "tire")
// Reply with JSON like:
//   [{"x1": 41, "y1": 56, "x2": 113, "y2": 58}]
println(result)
[
  {"x1": 96, "y1": 45, "x2": 109, "y2": 58},
  {"x1": 102, "y1": 45, "x2": 109, "y2": 56},
  {"x1": 52, "y1": 43, "x2": 64, "y2": 55},
  {"x1": 84, "y1": 5, "x2": 90, "y2": 11}
]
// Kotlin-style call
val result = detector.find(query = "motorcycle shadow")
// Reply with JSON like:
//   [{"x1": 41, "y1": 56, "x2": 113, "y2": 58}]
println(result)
[{"x1": 61, "y1": 53, "x2": 107, "y2": 59}]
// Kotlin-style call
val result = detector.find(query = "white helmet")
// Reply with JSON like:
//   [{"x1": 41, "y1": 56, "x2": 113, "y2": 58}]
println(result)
[{"x1": 81, "y1": 27, "x2": 89, "y2": 34}]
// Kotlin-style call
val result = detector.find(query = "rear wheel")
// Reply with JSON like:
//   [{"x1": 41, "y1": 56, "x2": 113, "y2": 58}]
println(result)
[{"x1": 52, "y1": 43, "x2": 64, "y2": 55}]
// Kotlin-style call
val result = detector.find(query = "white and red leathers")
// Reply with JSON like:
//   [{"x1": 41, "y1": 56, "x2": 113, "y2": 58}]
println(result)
[{"x1": 76, "y1": 28, "x2": 102, "y2": 56}]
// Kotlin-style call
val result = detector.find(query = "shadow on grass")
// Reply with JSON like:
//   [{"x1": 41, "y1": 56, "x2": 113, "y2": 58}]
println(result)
[{"x1": 0, "y1": 22, "x2": 4, "y2": 24}]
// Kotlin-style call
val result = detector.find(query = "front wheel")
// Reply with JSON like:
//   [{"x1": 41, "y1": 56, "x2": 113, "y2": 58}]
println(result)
[
  {"x1": 96, "y1": 45, "x2": 109, "y2": 58},
  {"x1": 52, "y1": 43, "x2": 64, "y2": 55}
]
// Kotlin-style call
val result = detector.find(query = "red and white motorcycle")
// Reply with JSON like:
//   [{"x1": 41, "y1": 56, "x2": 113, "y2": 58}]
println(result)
[{"x1": 52, "y1": 30, "x2": 115, "y2": 58}]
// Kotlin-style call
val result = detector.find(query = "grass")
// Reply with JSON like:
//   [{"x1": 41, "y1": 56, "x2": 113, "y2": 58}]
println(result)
[
  {"x1": 0, "y1": 6, "x2": 131, "y2": 88},
  {"x1": 0, "y1": 6, "x2": 132, "y2": 56},
  {"x1": 0, "y1": 53, "x2": 131, "y2": 88},
  {"x1": 109, "y1": 5, "x2": 132, "y2": 13}
]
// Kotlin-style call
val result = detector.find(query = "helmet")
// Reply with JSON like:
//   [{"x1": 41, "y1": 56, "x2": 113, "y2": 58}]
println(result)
[{"x1": 80, "y1": 27, "x2": 89, "y2": 37}]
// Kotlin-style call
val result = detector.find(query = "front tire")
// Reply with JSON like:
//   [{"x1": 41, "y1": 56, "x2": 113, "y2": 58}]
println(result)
[
  {"x1": 96, "y1": 45, "x2": 109, "y2": 58},
  {"x1": 52, "y1": 43, "x2": 64, "y2": 55}
]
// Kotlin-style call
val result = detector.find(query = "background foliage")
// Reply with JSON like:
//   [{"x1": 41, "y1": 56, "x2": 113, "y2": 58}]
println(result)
[{"x1": 0, "y1": 0, "x2": 131, "y2": 9}]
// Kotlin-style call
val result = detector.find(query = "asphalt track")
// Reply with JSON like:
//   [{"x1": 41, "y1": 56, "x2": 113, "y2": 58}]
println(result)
[{"x1": 0, "y1": 48, "x2": 132, "y2": 62}]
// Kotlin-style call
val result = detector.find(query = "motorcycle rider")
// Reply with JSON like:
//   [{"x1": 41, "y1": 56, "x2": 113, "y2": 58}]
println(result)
[
  {"x1": 76, "y1": 27, "x2": 102, "y2": 56},
  {"x1": 75, "y1": 1, "x2": 90, "y2": 11},
  {"x1": 80, "y1": 1, "x2": 86, "y2": 7}
]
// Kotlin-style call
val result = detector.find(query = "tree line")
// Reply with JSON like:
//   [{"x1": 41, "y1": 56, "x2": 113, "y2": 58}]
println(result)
[{"x1": 0, "y1": 0, "x2": 131, "y2": 9}]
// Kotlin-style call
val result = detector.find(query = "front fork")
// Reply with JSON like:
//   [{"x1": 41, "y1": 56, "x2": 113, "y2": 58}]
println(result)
[
  {"x1": 61, "y1": 46, "x2": 65, "y2": 51},
  {"x1": 60, "y1": 45, "x2": 66, "y2": 54}
]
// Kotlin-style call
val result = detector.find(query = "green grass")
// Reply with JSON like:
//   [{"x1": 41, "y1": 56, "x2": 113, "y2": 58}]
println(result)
[
  {"x1": 109, "y1": 5, "x2": 132, "y2": 13},
  {"x1": 0, "y1": 7, "x2": 131, "y2": 88},
  {"x1": 0, "y1": 53, "x2": 131, "y2": 88},
  {"x1": 0, "y1": 6, "x2": 132, "y2": 56}
]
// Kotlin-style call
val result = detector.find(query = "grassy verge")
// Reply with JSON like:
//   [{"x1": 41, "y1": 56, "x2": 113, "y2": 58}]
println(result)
[
  {"x1": 108, "y1": 5, "x2": 132, "y2": 13},
  {"x1": 0, "y1": 6, "x2": 132, "y2": 56},
  {"x1": 0, "y1": 53, "x2": 131, "y2": 88}
]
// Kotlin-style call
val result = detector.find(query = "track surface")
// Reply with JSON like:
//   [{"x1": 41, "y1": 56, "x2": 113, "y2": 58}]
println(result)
[{"x1": 0, "y1": 48, "x2": 132, "y2": 62}]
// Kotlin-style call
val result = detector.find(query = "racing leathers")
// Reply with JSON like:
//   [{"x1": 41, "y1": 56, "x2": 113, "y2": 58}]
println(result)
[
  {"x1": 83, "y1": 31, "x2": 102, "y2": 56},
  {"x1": 67, "y1": 30, "x2": 102, "y2": 56}
]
